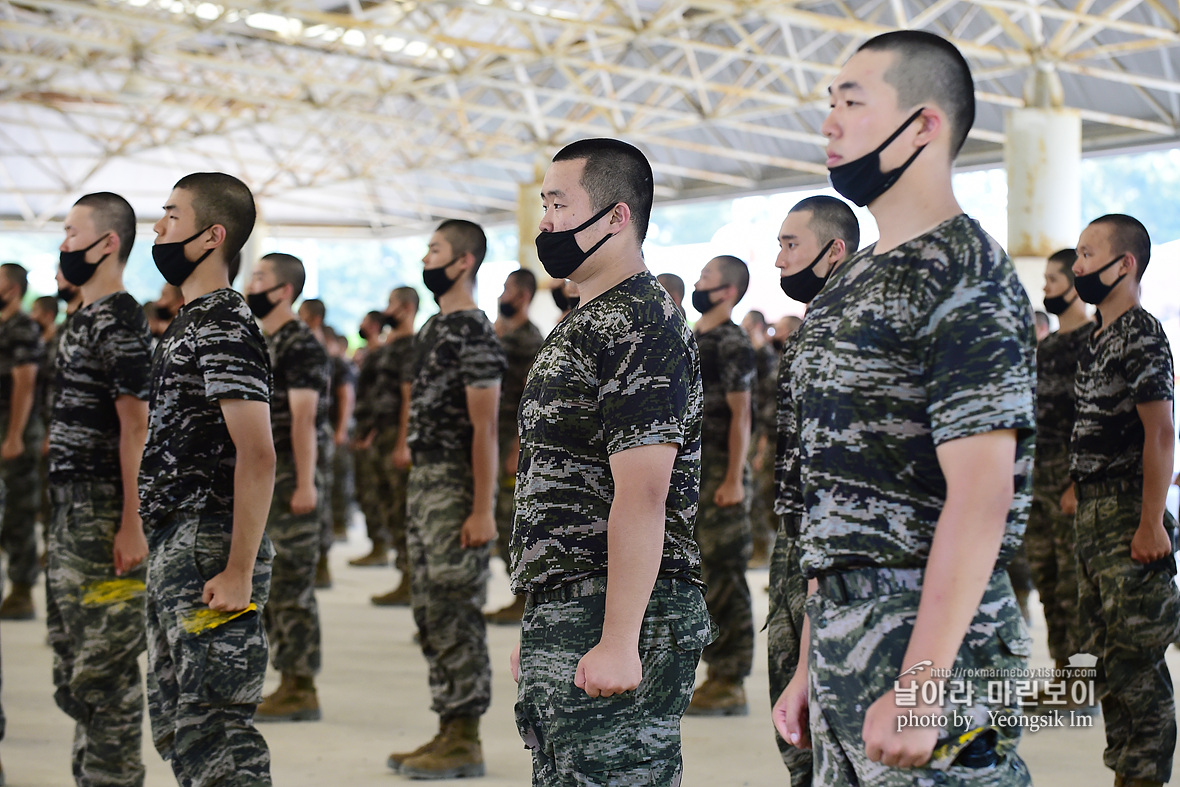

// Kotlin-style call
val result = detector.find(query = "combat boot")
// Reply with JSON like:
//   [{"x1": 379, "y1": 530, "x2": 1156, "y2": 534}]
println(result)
[
  {"x1": 484, "y1": 595, "x2": 525, "y2": 625},
  {"x1": 371, "y1": 574, "x2": 411, "y2": 607},
  {"x1": 315, "y1": 554, "x2": 332, "y2": 589},
  {"x1": 349, "y1": 544, "x2": 389, "y2": 567},
  {"x1": 686, "y1": 676, "x2": 749, "y2": 716},
  {"x1": 255, "y1": 673, "x2": 321, "y2": 722},
  {"x1": 0, "y1": 583, "x2": 34, "y2": 620},
  {"x1": 1117, "y1": 778, "x2": 1164, "y2": 787},
  {"x1": 388, "y1": 720, "x2": 444, "y2": 773},
  {"x1": 400, "y1": 716, "x2": 485, "y2": 779}
]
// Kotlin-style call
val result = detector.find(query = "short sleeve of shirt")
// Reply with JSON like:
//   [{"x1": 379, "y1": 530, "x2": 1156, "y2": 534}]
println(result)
[
  {"x1": 599, "y1": 325, "x2": 692, "y2": 456},
  {"x1": 920, "y1": 272, "x2": 1035, "y2": 446},
  {"x1": 720, "y1": 333, "x2": 756, "y2": 393},
  {"x1": 1124, "y1": 321, "x2": 1174, "y2": 404},
  {"x1": 459, "y1": 325, "x2": 505, "y2": 389},
  {"x1": 11, "y1": 319, "x2": 42, "y2": 367},
  {"x1": 196, "y1": 313, "x2": 270, "y2": 403},
  {"x1": 97, "y1": 313, "x2": 151, "y2": 401},
  {"x1": 285, "y1": 335, "x2": 329, "y2": 393}
]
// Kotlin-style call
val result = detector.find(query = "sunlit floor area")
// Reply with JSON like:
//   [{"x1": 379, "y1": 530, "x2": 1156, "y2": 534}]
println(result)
[{"x1": 2, "y1": 516, "x2": 1171, "y2": 786}]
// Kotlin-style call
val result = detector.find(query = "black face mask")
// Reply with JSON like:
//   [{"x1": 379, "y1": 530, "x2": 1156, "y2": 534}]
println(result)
[
  {"x1": 499, "y1": 301, "x2": 518, "y2": 319},
  {"x1": 690, "y1": 286, "x2": 725, "y2": 315},
  {"x1": 828, "y1": 108, "x2": 927, "y2": 207},
  {"x1": 56, "y1": 286, "x2": 77, "y2": 303},
  {"x1": 157, "y1": 306, "x2": 175, "y2": 321},
  {"x1": 59, "y1": 233, "x2": 111, "y2": 286},
  {"x1": 1042, "y1": 292, "x2": 1076, "y2": 316},
  {"x1": 385, "y1": 312, "x2": 400, "y2": 329},
  {"x1": 552, "y1": 287, "x2": 570, "y2": 312},
  {"x1": 1074, "y1": 254, "x2": 1127, "y2": 306},
  {"x1": 152, "y1": 226, "x2": 213, "y2": 287},
  {"x1": 246, "y1": 284, "x2": 284, "y2": 319},
  {"x1": 423, "y1": 256, "x2": 462, "y2": 299},
  {"x1": 535, "y1": 203, "x2": 616, "y2": 279},
  {"x1": 779, "y1": 239, "x2": 836, "y2": 304}
]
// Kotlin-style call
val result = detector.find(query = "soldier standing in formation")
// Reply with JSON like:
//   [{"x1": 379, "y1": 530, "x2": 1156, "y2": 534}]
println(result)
[
  {"x1": 350, "y1": 309, "x2": 393, "y2": 569},
  {"x1": 775, "y1": 31, "x2": 1036, "y2": 783},
  {"x1": 742, "y1": 309, "x2": 779, "y2": 568},
  {"x1": 685, "y1": 254, "x2": 756, "y2": 717},
  {"x1": 765, "y1": 194, "x2": 859, "y2": 784},
  {"x1": 0, "y1": 262, "x2": 45, "y2": 620},
  {"x1": 321, "y1": 326, "x2": 356, "y2": 544},
  {"x1": 141, "y1": 172, "x2": 275, "y2": 786},
  {"x1": 511, "y1": 138, "x2": 711, "y2": 786},
  {"x1": 369, "y1": 286, "x2": 418, "y2": 606},
  {"x1": 249, "y1": 253, "x2": 331, "y2": 723},
  {"x1": 1027, "y1": 248, "x2": 1092, "y2": 691},
  {"x1": 1069, "y1": 214, "x2": 1179, "y2": 787},
  {"x1": 386, "y1": 220, "x2": 504, "y2": 779},
  {"x1": 48, "y1": 191, "x2": 153, "y2": 786},
  {"x1": 486, "y1": 268, "x2": 543, "y2": 625}
]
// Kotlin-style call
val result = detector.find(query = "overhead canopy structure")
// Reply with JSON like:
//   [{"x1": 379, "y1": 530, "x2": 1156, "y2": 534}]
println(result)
[{"x1": 2, "y1": 0, "x2": 1178, "y2": 234}]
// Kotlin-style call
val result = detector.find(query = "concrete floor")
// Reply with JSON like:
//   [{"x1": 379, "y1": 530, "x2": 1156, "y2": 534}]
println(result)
[{"x1": 1, "y1": 519, "x2": 1172, "y2": 786}]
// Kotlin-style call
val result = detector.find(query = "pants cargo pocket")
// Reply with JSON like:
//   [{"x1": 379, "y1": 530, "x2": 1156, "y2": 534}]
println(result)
[{"x1": 179, "y1": 608, "x2": 268, "y2": 707}]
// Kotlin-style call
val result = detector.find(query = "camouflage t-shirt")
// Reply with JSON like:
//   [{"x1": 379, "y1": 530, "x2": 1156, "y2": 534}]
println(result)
[
  {"x1": 327, "y1": 355, "x2": 356, "y2": 431},
  {"x1": 407, "y1": 309, "x2": 506, "y2": 455},
  {"x1": 48, "y1": 292, "x2": 152, "y2": 486},
  {"x1": 773, "y1": 330, "x2": 804, "y2": 517},
  {"x1": 753, "y1": 342, "x2": 779, "y2": 440},
  {"x1": 0, "y1": 310, "x2": 45, "y2": 427},
  {"x1": 791, "y1": 214, "x2": 1036, "y2": 577},
  {"x1": 370, "y1": 335, "x2": 414, "y2": 433},
  {"x1": 139, "y1": 288, "x2": 272, "y2": 526},
  {"x1": 1070, "y1": 306, "x2": 1174, "y2": 485},
  {"x1": 1034, "y1": 322, "x2": 1094, "y2": 491},
  {"x1": 352, "y1": 343, "x2": 382, "y2": 435},
  {"x1": 697, "y1": 320, "x2": 755, "y2": 454},
  {"x1": 39, "y1": 321, "x2": 64, "y2": 427},
  {"x1": 509, "y1": 271, "x2": 704, "y2": 594},
  {"x1": 498, "y1": 320, "x2": 544, "y2": 439},
  {"x1": 267, "y1": 318, "x2": 330, "y2": 458}
]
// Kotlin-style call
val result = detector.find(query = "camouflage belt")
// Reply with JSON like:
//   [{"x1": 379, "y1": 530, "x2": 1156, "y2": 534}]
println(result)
[
  {"x1": 815, "y1": 566, "x2": 924, "y2": 605},
  {"x1": 1075, "y1": 477, "x2": 1142, "y2": 501},
  {"x1": 528, "y1": 576, "x2": 682, "y2": 605},
  {"x1": 411, "y1": 449, "x2": 469, "y2": 465}
]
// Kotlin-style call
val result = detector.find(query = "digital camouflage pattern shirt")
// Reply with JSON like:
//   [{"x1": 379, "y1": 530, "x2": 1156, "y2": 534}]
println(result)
[
  {"x1": 1033, "y1": 322, "x2": 1094, "y2": 490},
  {"x1": 139, "y1": 288, "x2": 272, "y2": 528},
  {"x1": 1070, "y1": 306, "x2": 1173, "y2": 485},
  {"x1": 267, "y1": 318, "x2": 330, "y2": 459},
  {"x1": 407, "y1": 309, "x2": 505, "y2": 456},
  {"x1": 49, "y1": 292, "x2": 152, "y2": 487},
  {"x1": 510, "y1": 272, "x2": 704, "y2": 594},
  {"x1": 0, "y1": 310, "x2": 45, "y2": 429},
  {"x1": 327, "y1": 355, "x2": 356, "y2": 432},
  {"x1": 773, "y1": 330, "x2": 804, "y2": 518},
  {"x1": 498, "y1": 319, "x2": 544, "y2": 440},
  {"x1": 791, "y1": 214, "x2": 1036, "y2": 577},
  {"x1": 696, "y1": 320, "x2": 755, "y2": 456}
]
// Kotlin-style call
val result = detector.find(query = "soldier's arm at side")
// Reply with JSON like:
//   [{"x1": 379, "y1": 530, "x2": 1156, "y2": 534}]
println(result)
[
  {"x1": 3, "y1": 363, "x2": 36, "y2": 459},
  {"x1": 112, "y1": 394, "x2": 149, "y2": 575},
  {"x1": 575, "y1": 442, "x2": 677, "y2": 699},
  {"x1": 862, "y1": 428, "x2": 1016, "y2": 769},
  {"x1": 773, "y1": 576, "x2": 817, "y2": 748},
  {"x1": 206, "y1": 398, "x2": 275, "y2": 612},
  {"x1": 717, "y1": 390, "x2": 751, "y2": 506},
  {"x1": 288, "y1": 387, "x2": 319, "y2": 515},
  {"x1": 392, "y1": 381, "x2": 411, "y2": 468},
  {"x1": 1133, "y1": 399, "x2": 1175, "y2": 563},
  {"x1": 334, "y1": 381, "x2": 354, "y2": 445},
  {"x1": 462, "y1": 383, "x2": 499, "y2": 547}
]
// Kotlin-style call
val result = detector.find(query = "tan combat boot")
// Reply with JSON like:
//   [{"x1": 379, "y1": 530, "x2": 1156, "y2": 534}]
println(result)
[
  {"x1": 484, "y1": 595, "x2": 525, "y2": 625},
  {"x1": 315, "y1": 554, "x2": 332, "y2": 589},
  {"x1": 387, "y1": 720, "x2": 444, "y2": 773},
  {"x1": 1118, "y1": 778, "x2": 1164, "y2": 787},
  {"x1": 371, "y1": 573, "x2": 411, "y2": 607},
  {"x1": 400, "y1": 716, "x2": 485, "y2": 779},
  {"x1": 686, "y1": 675, "x2": 749, "y2": 717},
  {"x1": 255, "y1": 673, "x2": 321, "y2": 722},
  {"x1": 0, "y1": 583, "x2": 34, "y2": 620},
  {"x1": 349, "y1": 544, "x2": 389, "y2": 567}
]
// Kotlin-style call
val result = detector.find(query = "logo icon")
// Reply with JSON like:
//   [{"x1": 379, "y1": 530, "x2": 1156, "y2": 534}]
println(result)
[{"x1": 898, "y1": 659, "x2": 933, "y2": 679}]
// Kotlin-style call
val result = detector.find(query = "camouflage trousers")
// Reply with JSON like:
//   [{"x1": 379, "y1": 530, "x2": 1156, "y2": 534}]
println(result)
[
  {"x1": 263, "y1": 460, "x2": 323, "y2": 677},
  {"x1": 766, "y1": 515, "x2": 811, "y2": 784},
  {"x1": 515, "y1": 576, "x2": 713, "y2": 786},
  {"x1": 1075, "y1": 484, "x2": 1180, "y2": 783},
  {"x1": 809, "y1": 568, "x2": 1032, "y2": 786},
  {"x1": 330, "y1": 441, "x2": 355, "y2": 535},
  {"x1": 145, "y1": 512, "x2": 274, "y2": 787},
  {"x1": 356, "y1": 430, "x2": 408, "y2": 572},
  {"x1": 0, "y1": 418, "x2": 44, "y2": 587},
  {"x1": 46, "y1": 482, "x2": 147, "y2": 787},
  {"x1": 494, "y1": 425, "x2": 517, "y2": 571},
  {"x1": 0, "y1": 478, "x2": 4, "y2": 743},
  {"x1": 695, "y1": 452, "x2": 753, "y2": 680},
  {"x1": 407, "y1": 458, "x2": 491, "y2": 719},
  {"x1": 316, "y1": 438, "x2": 335, "y2": 558},
  {"x1": 748, "y1": 441, "x2": 777, "y2": 560},
  {"x1": 1025, "y1": 453, "x2": 1079, "y2": 662}
]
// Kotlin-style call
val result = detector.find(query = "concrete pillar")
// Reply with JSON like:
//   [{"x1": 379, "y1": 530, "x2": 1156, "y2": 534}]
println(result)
[
  {"x1": 1004, "y1": 66, "x2": 1082, "y2": 309},
  {"x1": 237, "y1": 217, "x2": 268, "y2": 291},
  {"x1": 518, "y1": 179, "x2": 562, "y2": 332}
]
